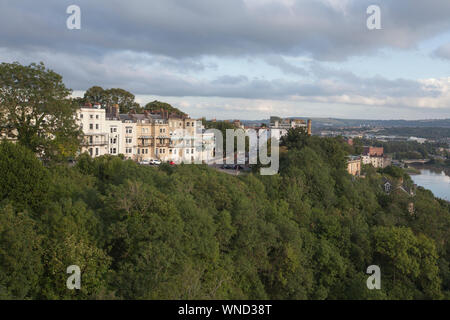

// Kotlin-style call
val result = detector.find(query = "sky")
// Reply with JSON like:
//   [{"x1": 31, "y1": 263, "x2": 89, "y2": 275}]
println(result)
[{"x1": 0, "y1": 0, "x2": 449, "y2": 120}]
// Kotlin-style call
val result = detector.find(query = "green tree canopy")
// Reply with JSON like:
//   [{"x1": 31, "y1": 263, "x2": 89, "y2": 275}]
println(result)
[
  {"x1": 144, "y1": 100, "x2": 187, "y2": 117},
  {"x1": 82, "y1": 86, "x2": 137, "y2": 113},
  {"x1": 0, "y1": 62, "x2": 81, "y2": 161}
]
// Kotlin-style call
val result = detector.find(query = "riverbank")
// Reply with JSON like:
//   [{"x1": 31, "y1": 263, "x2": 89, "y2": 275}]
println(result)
[
  {"x1": 409, "y1": 164, "x2": 450, "y2": 177},
  {"x1": 409, "y1": 166, "x2": 450, "y2": 202}
]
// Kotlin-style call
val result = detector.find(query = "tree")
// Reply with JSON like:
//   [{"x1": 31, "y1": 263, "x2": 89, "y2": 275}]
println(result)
[
  {"x1": 0, "y1": 204, "x2": 43, "y2": 299},
  {"x1": 0, "y1": 62, "x2": 81, "y2": 161},
  {"x1": 0, "y1": 141, "x2": 50, "y2": 212},
  {"x1": 82, "y1": 86, "x2": 137, "y2": 113},
  {"x1": 144, "y1": 100, "x2": 186, "y2": 117},
  {"x1": 280, "y1": 127, "x2": 310, "y2": 150},
  {"x1": 373, "y1": 226, "x2": 442, "y2": 299},
  {"x1": 83, "y1": 86, "x2": 105, "y2": 105},
  {"x1": 103, "y1": 88, "x2": 135, "y2": 113}
]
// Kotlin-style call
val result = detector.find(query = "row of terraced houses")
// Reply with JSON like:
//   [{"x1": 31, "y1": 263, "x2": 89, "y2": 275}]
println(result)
[{"x1": 77, "y1": 103, "x2": 215, "y2": 163}]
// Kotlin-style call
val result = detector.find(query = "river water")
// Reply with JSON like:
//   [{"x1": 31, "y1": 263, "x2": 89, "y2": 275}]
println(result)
[{"x1": 410, "y1": 168, "x2": 450, "y2": 201}]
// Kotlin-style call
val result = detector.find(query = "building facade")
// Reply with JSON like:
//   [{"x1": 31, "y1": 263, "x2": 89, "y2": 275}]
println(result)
[
  {"x1": 77, "y1": 103, "x2": 109, "y2": 157},
  {"x1": 78, "y1": 104, "x2": 208, "y2": 163},
  {"x1": 347, "y1": 156, "x2": 362, "y2": 176}
]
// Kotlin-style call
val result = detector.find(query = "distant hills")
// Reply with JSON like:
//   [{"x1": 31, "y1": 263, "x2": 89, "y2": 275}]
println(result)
[{"x1": 241, "y1": 118, "x2": 450, "y2": 128}]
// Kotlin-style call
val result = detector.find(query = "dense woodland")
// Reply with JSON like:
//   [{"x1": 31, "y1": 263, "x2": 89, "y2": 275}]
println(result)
[
  {"x1": 0, "y1": 62, "x2": 449, "y2": 300},
  {"x1": 1, "y1": 131, "x2": 449, "y2": 299}
]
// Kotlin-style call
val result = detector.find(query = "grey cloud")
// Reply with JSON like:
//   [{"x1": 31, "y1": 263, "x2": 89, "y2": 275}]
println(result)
[
  {"x1": 264, "y1": 55, "x2": 309, "y2": 76},
  {"x1": 1, "y1": 0, "x2": 450, "y2": 61},
  {"x1": 0, "y1": 46, "x2": 441, "y2": 106},
  {"x1": 434, "y1": 43, "x2": 450, "y2": 60}
]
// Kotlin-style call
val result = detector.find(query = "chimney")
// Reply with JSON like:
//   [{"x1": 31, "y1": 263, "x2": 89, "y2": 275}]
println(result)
[{"x1": 307, "y1": 119, "x2": 312, "y2": 136}]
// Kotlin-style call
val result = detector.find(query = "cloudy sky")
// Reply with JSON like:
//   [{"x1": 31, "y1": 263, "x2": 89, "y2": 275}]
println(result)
[{"x1": 1, "y1": 0, "x2": 450, "y2": 120}]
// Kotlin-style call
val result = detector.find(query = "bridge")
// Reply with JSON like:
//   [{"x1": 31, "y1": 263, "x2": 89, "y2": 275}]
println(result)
[{"x1": 403, "y1": 159, "x2": 431, "y2": 164}]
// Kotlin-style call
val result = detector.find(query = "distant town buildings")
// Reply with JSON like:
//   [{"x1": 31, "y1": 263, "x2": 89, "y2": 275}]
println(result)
[
  {"x1": 269, "y1": 116, "x2": 312, "y2": 139},
  {"x1": 363, "y1": 146, "x2": 384, "y2": 157},
  {"x1": 361, "y1": 147, "x2": 392, "y2": 168},
  {"x1": 347, "y1": 146, "x2": 393, "y2": 175}
]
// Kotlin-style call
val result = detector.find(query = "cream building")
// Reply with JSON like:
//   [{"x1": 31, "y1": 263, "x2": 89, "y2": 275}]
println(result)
[
  {"x1": 347, "y1": 156, "x2": 362, "y2": 176},
  {"x1": 77, "y1": 105, "x2": 210, "y2": 163},
  {"x1": 77, "y1": 103, "x2": 109, "y2": 157},
  {"x1": 362, "y1": 155, "x2": 392, "y2": 168}
]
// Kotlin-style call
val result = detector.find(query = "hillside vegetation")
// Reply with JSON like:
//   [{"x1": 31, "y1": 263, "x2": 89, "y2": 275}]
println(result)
[{"x1": 0, "y1": 131, "x2": 449, "y2": 299}]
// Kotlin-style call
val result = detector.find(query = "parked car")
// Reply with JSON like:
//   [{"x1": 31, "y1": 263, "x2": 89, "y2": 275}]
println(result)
[
  {"x1": 150, "y1": 159, "x2": 162, "y2": 165},
  {"x1": 139, "y1": 159, "x2": 151, "y2": 165},
  {"x1": 221, "y1": 164, "x2": 235, "y2": 170},
  {"x1": 169, "y1": 161, "x2": 176, "y2": 166}
]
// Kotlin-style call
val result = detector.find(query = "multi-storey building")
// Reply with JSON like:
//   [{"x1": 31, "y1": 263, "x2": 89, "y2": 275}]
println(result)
[
  {"x1": 362, "y1": 155, "x2": 392, "y2": 168},
  {"x1": 77, "y1": 104, "x2": 210, "y2": 163},
  {"x1": 77, "y1": 103, "x2": 109, "y2": 157},
  {"x1": 361, "y1": 146, "x2": 392, "y2": 168},
  {"x1": 347, "y1": 155, "x2": 362, "y2": 176},
  {"x1": 363, "y1": 146, "x2": 384, "y2": 157}
]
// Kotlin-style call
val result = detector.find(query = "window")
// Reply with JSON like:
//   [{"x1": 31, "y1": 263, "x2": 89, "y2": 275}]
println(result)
[
  {"x1": 126, "y1": 148, "x2": 132, "y2": 154},
  {"x1": 96, "y1": 124, "x2": 99, "y2": 130},
  {"x1": 126, "y1": 127, "x2": 133, "y2": 134},
  {"x1": 96, "y1": 115, "x2": 99, "y2": 119},
  {"x1": 126, "y1": 138, "x2": 132, "y2": 144},
  {"x1": 186, "y1": 122, "x2": 190, "y2": 127},
  {"x1": 89, "y1": 124, "x2": 93, "y2": 130},
  {"x1": 89, "y1": 148, "x2": 93, "y2": 156},
  {"x1": 80, "y1": 114, "x2": 83, "y2": 119},
  {"x1": 90, "y1": 115, "x2": 93, "y2": 119},
  {"x1": 169, "y1": 149, "x2": 172, "y2": 154},
  {"x1": 186, "y1": 149, "x2": 190, "y2": 154},
  {"x1": 95, "y1": 148, "x2": 99, "y2": 156}
]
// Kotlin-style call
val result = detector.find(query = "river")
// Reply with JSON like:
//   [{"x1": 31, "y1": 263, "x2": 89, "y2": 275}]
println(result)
[{"x1": 410, "y1": 168, "x2": 450, "y2": 201}]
